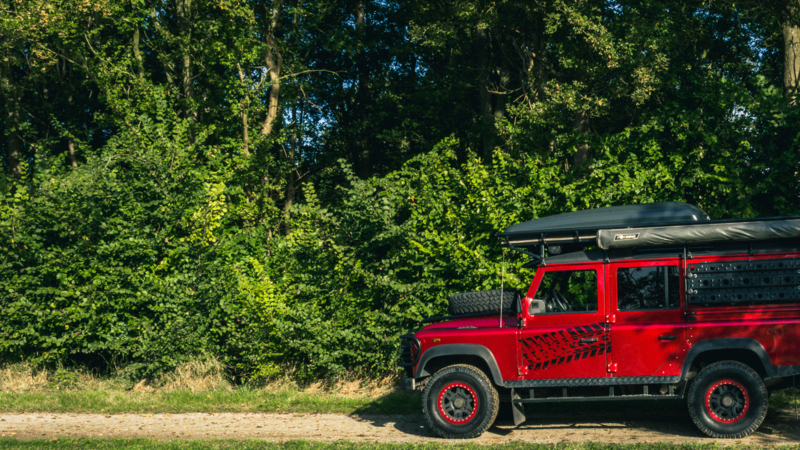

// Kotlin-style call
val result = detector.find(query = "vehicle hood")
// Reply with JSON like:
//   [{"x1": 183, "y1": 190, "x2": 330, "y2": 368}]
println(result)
[{"x1": 420, "y1": 316, "x2": 517, "y2": 331}]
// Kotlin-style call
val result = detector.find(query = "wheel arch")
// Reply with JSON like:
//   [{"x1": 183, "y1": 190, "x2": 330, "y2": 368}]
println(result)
[
  {"x1": 415, "y1": 344, "x2": 504, "y2": 385},
  {"x1": 681, "y1": 338, "x2": 774, "y2": 381}
]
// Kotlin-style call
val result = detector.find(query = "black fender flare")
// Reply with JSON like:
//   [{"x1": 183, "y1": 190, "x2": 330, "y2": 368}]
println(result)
[
  {"x1": 680, "y1": 338, "x2": 775, "y2": 381},
  {"x1": 414, "y1": 344, "x2": 504, "y2": 385}
]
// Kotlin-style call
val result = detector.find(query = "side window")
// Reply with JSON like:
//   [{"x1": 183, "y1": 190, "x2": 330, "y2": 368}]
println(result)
[
  {"x1": 617, "y1": 265, "x2": 680, "y2": 311},
  {"x1": 533, "y1": 269, "x2": 598, "y2": 314}
]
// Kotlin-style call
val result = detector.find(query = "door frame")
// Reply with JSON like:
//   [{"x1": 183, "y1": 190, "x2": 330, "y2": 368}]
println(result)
[
  {"x1": 518, "y1": 262, "x2": 609, "y2": 379},
  {"x1": 605, "y1": 256, "x2": 687, "y2": 377}
]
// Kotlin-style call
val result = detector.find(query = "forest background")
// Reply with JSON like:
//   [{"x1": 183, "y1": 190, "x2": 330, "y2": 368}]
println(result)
[{"x1": 1, "y1": 0, "x2": 800, "y2": 382}]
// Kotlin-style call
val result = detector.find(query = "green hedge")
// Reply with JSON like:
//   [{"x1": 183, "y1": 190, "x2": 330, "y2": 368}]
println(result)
[{"x1": 2, "y1": 108, "x2": 799, "y2": 381}]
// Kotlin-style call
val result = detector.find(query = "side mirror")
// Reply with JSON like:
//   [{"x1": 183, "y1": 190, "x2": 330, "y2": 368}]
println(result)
[{"x1": 528, "y1": 299, "x2": 546, "y2": 315}]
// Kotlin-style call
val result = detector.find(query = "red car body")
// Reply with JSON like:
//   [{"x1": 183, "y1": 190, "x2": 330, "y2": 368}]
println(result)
[
  {"x1": 405, "y1": 250, "x2": 800, "y2": 387},
  {"x1": 402, "y1": 203, "x2": 800, "y2": 439}
]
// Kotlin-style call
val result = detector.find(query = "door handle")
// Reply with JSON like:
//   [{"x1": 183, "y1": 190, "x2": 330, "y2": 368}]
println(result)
[
  {"x1": 580, "y1": 338, "x2": 598, "y2": 344},
  {"x1": 659, "y1": 335, "x2": 678, "y2": 341}
]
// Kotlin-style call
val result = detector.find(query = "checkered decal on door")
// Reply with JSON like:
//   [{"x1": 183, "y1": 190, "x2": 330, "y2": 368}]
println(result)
[{"x1": 519, "y1": 323, "x2": 608, "y2": 371}]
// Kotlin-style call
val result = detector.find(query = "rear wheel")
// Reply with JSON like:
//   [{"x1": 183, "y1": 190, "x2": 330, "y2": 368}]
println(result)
[
  {"x1": 422, "y1": 364, "x2": 499, "y2": 439},
  {"x1": 687, "y1": 361, "x2": 768, "y2": 438}
]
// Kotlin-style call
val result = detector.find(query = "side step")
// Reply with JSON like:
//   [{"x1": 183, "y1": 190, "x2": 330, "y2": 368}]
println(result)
[
  {"x1": 510, "y1": 385, "x2": 680, "y2": 423},
  {"x1": 513, "y1": 393, "x2": 682, "y2": 403},
  {"x1": 512, "y1": 385, "x2": 680, "y2": 406}
]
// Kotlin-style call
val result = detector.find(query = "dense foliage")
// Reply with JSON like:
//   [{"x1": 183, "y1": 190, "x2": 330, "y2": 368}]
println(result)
[{"x1": 1, "y1": 0, "x2": 800, "y2": 380}]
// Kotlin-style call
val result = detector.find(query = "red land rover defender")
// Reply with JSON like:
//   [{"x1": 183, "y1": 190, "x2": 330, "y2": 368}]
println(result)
[{"x1": 399, "y1": 202, "x2": 800, "y2": 439}]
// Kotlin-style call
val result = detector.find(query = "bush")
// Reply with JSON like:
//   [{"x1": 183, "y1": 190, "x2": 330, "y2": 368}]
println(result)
[{"x1": 3, "y1": 114, "x2": 799, "y2": 381}]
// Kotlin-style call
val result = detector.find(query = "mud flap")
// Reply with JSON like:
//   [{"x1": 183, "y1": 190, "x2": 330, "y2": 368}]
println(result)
[{"x1": 511, "y1": 388, "x2": 526, "y2": 426}]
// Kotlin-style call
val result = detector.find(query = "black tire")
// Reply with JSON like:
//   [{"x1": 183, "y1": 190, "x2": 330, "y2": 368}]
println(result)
[
  {"x1": 448, "y1": 289, "x2": 520, "y2": 315},
  {"x1": 687, "y1": 361, "x2": 768, "y2": 439},
  {"x1": 422, "y1": 364, "x2": 499, "y2": 439}
]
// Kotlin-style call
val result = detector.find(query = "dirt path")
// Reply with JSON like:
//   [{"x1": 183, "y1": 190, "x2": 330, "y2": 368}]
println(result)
[{"x1": 2, "y1": 405, "x2": 800, "y2": 445}]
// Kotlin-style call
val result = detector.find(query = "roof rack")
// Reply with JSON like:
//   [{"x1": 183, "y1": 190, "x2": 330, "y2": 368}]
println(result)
[{"x1": 497, "y1": 202, "x2": 800, "y2": 258}]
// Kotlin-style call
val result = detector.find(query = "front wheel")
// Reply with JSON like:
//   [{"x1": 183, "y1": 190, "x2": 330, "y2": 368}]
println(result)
[
  {"x1": 422, "y1": 364, "x2": 499, "y2": 439},
  {"x1": 687, "y1": 361, "x2": 768, "y2": 438}
]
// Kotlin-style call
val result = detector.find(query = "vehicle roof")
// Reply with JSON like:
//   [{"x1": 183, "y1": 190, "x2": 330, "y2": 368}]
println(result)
[{"x1": 499, "y1": 202, "x2": 710, "y2": 237}]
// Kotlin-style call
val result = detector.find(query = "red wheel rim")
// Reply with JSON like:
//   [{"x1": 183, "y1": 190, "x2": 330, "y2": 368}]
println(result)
[
  {"x1": 437, "y1": 382, "x2": 479, "y2": 424},
  {"x1": 705, "y1": 379, "x2": 749, "y2": 423}
]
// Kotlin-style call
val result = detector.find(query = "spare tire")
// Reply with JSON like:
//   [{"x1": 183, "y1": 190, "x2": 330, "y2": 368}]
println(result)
[{"x1": 448, "y1": 289, "x2": 521, "y2": 315}]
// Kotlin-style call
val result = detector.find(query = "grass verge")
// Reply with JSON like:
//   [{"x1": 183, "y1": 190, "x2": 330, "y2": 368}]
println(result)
[
  {"x1": 0, "y1": 440, "x2": 796, "y2": 450},
  {"x1": 1, "y1": 361, "x2": 798, "y2": 416},
  {"x1": 0, "y1": 388, "x2": 420, "y2": 415},
  {"x1": 0, "y1": 360, "x2": 418, "y2": 415}
]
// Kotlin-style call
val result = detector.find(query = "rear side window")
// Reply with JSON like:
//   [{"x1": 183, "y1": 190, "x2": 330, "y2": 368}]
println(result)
[
  {"x1": 617, "y1": 265, "x2": 680, "y2": 310},
  {"x1": 534, "y1": 269, "x2": 598, "y2": 313}
]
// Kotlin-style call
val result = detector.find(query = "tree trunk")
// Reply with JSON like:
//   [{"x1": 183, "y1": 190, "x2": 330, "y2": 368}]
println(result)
[
  {"x1": 260, "y1": 0, "x2": 284, "y2": 137},
  {"x1": 355, "y1": 0, "x2": 371, "y2": 178},
  {"x1": 177, "y1": 0, "x2": 196, "y2": 122},
  {"x1": 241, "y1": 103, "x2": 250, "y2": 155},
  {"x1": 784, "y1": 12, "x2": 800, "y2": 105},
  {"x1": 476, "y1": 27, "x2": 494, "y2": 161},
  {"x1": 133, "y1": 26, "x2": 144, "y2": 79},
  {"x1": 494, "y1": 61, "x2": 510, "y2": 122},
  {"x1": 6, "y1": 131, "x2": 22, "y2": 178},
  {"x1": 284, "y1": 105, "x2": 298, "y2": 235},
  {"x1": 533, "y1": 28, "x2": 549, "y2": 101},
  {"x1": 236, "y1": 63, "x2": 251, "y2": 155},
  {"x1": 1, "y1": 61, "x2": 22, "y2": 178},
  {"x1": 68, "y1": 139, "x2": 78, "y2": 168},
  {"x1": 151, "y1": 9, "x2": 177, "y2": 91},
  {"x1": 182, "y1": 51, "x2": 195, "y2": 119},
  {"x1": 573, "y1": 110, "x2": 590, "y2": 168},
  {"x1": 261, "y1": 71, "x2": 281, "y2": 136}
]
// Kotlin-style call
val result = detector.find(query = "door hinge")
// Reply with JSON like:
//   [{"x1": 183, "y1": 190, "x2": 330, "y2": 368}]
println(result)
[
  {"x1": 607, "y1": 362, "x2": 618, "y2": 373},
  {"x1": 605, "y1": 314, "x2": 616, "y2": 324}
]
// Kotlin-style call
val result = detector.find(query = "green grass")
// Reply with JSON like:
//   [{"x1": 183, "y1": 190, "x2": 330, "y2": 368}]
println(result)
[
  {"x1": 0, "y1": 441, "x2": 796, "y2": 450},
  {"x1": 0, "y1": 388, "x2": 420, "y2": 415},
  {"x1": 0, "y1": 387, "x2": 797, "y2": 416}
]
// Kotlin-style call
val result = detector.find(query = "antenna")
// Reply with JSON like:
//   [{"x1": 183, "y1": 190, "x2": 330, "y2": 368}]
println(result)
[{"x1": 499, "y1": 249, "x2": 506, "y2": 328}]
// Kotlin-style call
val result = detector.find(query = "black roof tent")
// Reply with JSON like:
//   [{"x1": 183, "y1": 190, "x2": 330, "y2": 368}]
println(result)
[
  {"x1": 497, "y1": 202, "x2": 710, "y2": 247},
  {"x1": 498, "y1": 202, "x2": 800, "y2": 253}
]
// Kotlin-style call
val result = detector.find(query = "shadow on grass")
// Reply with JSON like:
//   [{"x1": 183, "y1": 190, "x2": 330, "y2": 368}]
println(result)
[
  {"x1": 350, "y1": 390, "x2": 420, "y2": 416},
  {"x1": 357, "y1": 394, "x2": 800, "y2": 442}
]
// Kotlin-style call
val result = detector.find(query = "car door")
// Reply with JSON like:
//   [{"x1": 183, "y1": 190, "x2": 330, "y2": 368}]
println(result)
[
  {"x1": 606, "y1": 258, "x2": 687, "y2": 378},
  {"x1": 518, "y1": 263, "x2": 608, "y2": 380}
]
